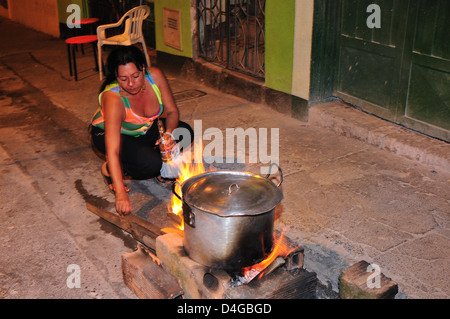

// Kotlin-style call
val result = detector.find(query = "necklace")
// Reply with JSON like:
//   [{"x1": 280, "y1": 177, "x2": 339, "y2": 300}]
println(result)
[{"x1": 140, "y1": 81, "x2": 146, "y2": 93}]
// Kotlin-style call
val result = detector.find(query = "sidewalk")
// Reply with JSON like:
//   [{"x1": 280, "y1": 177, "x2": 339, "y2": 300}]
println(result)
[{"x1": 0, "y1": 16, "x2": 449, "y2": 299}]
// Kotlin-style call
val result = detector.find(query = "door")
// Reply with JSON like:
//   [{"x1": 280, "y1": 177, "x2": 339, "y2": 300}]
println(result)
[
  {"x1": 335, "y1": 0, "x2": 449, "y2": 141},
  {"x1": 397, "y1": 0, "x2": 450, "y2": 140}
]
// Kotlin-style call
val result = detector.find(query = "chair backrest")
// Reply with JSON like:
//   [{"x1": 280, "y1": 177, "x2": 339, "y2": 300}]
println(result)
[{"x1": 122, "y1": 5, "x2": 151, "y2": 41}]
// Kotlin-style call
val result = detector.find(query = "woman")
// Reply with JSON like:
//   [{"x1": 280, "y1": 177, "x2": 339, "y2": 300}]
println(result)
[{"x1": 90, "y1": 45, "x2": 193, "y2": 216}]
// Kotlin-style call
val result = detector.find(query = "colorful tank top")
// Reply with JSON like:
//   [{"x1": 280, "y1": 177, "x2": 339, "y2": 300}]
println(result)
[{"x1": 91, "y1": 70, "x2": 163, "y2": 137}]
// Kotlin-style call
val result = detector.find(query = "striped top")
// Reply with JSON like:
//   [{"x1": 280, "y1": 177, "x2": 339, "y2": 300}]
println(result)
[{"x1": 91, "y1": 70, "x2": 163, "y2": 136}]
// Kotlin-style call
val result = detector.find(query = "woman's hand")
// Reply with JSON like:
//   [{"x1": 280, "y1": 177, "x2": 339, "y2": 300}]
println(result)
[
  {"x1": 115, "y1": 191, "x2": 131, "y2": 216},
  {"x1": 156, "y1": 132, "x2": 176, "y2": 151},
  {"x1": 164, "y1": 132, "x2": 176, "y2": 150}
]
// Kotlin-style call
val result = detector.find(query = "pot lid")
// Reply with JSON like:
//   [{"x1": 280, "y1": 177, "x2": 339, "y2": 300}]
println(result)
[{"x1": 181, "y1": 171, "x2": 283, "y2": 217}]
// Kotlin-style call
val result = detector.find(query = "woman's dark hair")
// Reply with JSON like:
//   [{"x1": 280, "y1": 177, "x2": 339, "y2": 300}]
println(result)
[{"x1": 99, "y1": 45, "x2": 147, "y2": 92}]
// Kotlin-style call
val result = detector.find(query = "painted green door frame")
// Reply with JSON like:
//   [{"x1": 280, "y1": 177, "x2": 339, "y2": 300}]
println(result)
[{"x1": 308, "y1": 0, "x2": 339, "y2": 106}]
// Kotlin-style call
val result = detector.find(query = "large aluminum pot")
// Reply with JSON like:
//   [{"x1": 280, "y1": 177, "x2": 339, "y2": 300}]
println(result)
[{"x1": 172, "y1": 166, "x2": 283, "y2": 270}]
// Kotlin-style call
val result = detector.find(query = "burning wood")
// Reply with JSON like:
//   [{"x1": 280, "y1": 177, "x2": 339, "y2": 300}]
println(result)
[
  {"x1": 164, "y1": 138, "x2": 300, "y2": 287},
  {"x1": 232, "y1": 231, "x2": 301, "y2": 286},
  {"x1": 155, "y1": 232, "x2": 314, "y2": 299}
]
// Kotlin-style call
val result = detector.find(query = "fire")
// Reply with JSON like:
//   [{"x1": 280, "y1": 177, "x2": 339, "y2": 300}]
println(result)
[
  {"x1": 166, "y1": 139, "x2": 210, "y2": 231},
  {"x1": 168, "y1": 194, "x2": 184, "y2": 231},
  {"x1": 164, "y1": 139, "x2": 291, "y2": 284},
  {"x1": 241, "y1": 231, "x2": 298, "y2": 282}
]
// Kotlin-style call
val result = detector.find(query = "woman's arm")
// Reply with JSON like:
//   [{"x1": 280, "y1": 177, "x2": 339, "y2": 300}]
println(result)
[
  {"x1": 102, "y1": 91, "x2": 131, "y2": 215},
  {"x1": 149, "y1": 67, "x2": 179, "y2": 134}
]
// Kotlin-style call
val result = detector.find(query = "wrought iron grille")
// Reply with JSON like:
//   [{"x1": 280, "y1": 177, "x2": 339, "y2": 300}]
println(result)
[{"x1": 197, "y1": 0, "x2": 265, "y2": 79}]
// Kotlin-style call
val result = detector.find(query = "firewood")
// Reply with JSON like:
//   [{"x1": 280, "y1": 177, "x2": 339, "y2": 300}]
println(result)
[
  {"x1": 86, "y1": 202, "x2": 165, "y2": 251},
  {"x1": 339, "y1": 260, "x2": 398, "y2": 299}
]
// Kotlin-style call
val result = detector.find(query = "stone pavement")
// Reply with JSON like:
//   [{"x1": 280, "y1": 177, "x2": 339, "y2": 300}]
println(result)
[{"x1": 0, "y1": 16, "x2": 448, "y2": 299}]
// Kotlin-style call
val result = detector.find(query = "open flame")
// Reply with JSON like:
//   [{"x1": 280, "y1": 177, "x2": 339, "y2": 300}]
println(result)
[
  {"x1": 168, "y1": 193, "x2": 184, "y2": 231},
  {"x1": 240, "y1": 231, "x2": 298, "y2": 283},
  {"x1": 163, "y1": 139, "x2": 291, "y2": 284},
  {"x1": 165, "y1": 139, "x2": 211, "y2": 232}
]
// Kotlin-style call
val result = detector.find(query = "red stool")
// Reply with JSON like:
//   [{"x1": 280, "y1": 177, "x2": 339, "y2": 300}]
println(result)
[
  {"x1": 73, "y1": 18, "x2": 100, "y2": 54},
  {"x1": 65, "y1": 35, "x2": 99, "y2": 81},
  {"x1": 73, "y1": 18, "x2": 100, "y2": 36}
]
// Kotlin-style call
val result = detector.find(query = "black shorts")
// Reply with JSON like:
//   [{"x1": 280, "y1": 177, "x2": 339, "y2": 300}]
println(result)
[{"x1": 90, "y1": 119, "x2": 193, "y2": 179}]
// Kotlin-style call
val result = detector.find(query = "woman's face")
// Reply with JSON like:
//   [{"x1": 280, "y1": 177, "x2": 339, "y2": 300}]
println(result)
[{"x1": 116, "y1": 63, "x2": 145, "y2": 95}]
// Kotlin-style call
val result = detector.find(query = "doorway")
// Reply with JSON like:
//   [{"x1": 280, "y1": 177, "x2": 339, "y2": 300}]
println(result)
[{"x1": 334, "y1": 0, "x2": 449, "y2": 141}]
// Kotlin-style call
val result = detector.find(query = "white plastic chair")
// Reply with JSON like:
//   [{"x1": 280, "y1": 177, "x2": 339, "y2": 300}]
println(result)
[{"x1": 96, "y1": 5, "x2": 151, "y2": 80}]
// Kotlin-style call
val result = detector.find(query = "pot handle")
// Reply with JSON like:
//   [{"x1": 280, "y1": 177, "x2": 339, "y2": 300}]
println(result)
[
  {"x1": 172, "y1": 181, "x2": 182, "y2": 200},
  {"x1": 228, "y1": 183, "x2": 240, "y2": 195},
  {"x1": 265, "y1": 163, "x2": 283, "y2": 187},
  {"x1": 183, "y1": 203, "x2": 196, "y2": 228}
]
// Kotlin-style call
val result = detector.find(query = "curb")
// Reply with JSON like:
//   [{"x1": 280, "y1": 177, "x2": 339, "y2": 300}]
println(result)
[{"x1": 309, "y1": 101, "x2": 450, "y2": 172}]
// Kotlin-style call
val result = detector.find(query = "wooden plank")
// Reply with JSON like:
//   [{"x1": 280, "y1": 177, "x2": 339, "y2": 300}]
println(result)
[
  {"x1": 86, "y1": 202, "x2": 165, "y2": 251},
  {"x1": 224, "y1": 268, "x2": 317, "y2": 299},
  {"x1": 339, "y1": 260, "x2": 398, "y2": 299},
  {"x1": 274, "y1": 229, "x2": 304, "y2": 270}
]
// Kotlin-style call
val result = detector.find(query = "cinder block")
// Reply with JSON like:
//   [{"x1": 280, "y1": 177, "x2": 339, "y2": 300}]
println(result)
[
  {"x1": 339, "y1": 260, "x2": 398, "y2": 299},
  {"x1": 156, "y1": 233, "x2": 231, "y2": 299}
]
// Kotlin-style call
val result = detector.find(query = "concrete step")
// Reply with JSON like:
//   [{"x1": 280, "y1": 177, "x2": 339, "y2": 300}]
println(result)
[{"x1": 309, "y1": 101, "x2": 450, "y2": 173}]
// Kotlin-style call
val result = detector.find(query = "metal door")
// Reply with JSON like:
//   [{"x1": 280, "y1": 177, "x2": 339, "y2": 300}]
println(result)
[{"x1": 335, "y1": 0, "x2": 449, "y2": 141}]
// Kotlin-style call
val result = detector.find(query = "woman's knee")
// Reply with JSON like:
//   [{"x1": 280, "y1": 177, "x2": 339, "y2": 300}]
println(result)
[{"x1": 123, "y1": 154, "x2": 162, "y2": 179}]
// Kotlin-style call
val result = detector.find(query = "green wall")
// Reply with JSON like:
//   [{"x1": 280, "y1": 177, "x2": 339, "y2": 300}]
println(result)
[
  {"x1": 265, "y1": 0, "x2": 296, "y2": 94},
  {"x1": 57, "y1": 0, "x2": 89, "y2": 23},
  {"x1": 153, "y1": 0, "x2": 296, "y2": 93},
  {"x1": 154, "y1": 0, "x2": 193, "y2": 58}
]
